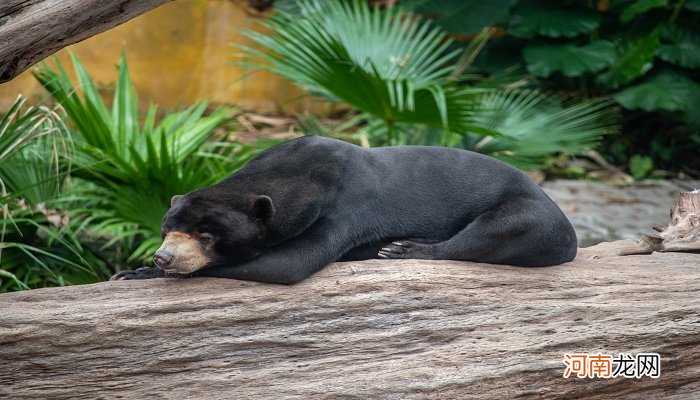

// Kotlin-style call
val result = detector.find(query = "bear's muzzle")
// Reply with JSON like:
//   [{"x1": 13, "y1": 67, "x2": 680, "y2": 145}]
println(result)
[{"x1": 154, "y1": 232, "x2": 211, "y2": 274}]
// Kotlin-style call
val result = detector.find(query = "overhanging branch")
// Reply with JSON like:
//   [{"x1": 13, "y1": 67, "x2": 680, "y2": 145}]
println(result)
[{"x1": 0, "y1": 0, "x2": 171, "y2": 82}]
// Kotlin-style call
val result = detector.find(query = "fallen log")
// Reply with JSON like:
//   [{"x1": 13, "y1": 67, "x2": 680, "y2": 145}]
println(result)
[
  {"x1": 0, "y1": 0, "x2": 171, "y2": 82},
  {"x1": 1, "y1": 253, "x2": 699, "y2": 399}
]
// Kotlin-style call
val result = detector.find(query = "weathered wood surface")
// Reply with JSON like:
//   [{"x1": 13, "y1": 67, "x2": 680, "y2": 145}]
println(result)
[
  {"x1": 1, "y1": 253, "x2": 699, "y2": 399},
  {"x1": 0, "y1": 0, "x2": 171, "y2": 82},
  {"x1": 659, "y1": 190, "x2": 700, "y2": 252},
  {"x1": 578, "y1": 190, "x2": 700, "y2": 258}
]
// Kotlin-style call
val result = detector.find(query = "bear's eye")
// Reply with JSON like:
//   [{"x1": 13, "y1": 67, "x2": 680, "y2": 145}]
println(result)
[{"x1": 198, "y1": 232, "x2": 215, "y2": 243}]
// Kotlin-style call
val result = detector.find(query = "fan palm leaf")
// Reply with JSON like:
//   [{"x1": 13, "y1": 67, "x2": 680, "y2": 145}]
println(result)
[
  {"x1": 465, "y1": 91, "x2": 617, "y2": 169},
  {"x1": 240, "y1": 0, "x2": 485, "y2": 131}
]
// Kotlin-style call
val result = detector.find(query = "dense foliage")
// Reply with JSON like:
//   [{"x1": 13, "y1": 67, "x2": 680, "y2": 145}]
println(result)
[
  {"x1": 403, "y1": 0, "x2": 700, "y2": 176},
  {"x1": 0, "y1": 97, "x2": 95, "y2": 290},
  {"x1": 243, "y1": 0, "x2": 618, "y2": 169},
  {"x1": 33, "y1": 54, "x2": 256, "y2": 263},
  {"x1": 0, "y1": 54, "x2": 263, "y2": 291}
]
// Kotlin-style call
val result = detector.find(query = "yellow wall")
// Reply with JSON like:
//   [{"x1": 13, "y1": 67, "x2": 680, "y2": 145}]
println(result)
[{"x1": 0, "y1": 0, "x2": 334, "y2": 115}]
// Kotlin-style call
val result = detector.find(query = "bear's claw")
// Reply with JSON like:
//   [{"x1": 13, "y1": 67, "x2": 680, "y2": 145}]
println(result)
[
  {"x1": 110, "y1": 267, "x2": 166, "y2": 281},
  {"x1": 377, "y1": 240, "x2": 435, "y2": 260}
]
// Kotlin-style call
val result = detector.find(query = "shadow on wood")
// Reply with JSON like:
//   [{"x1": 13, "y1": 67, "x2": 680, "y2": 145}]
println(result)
[{"x1": 1, "y1": 253, "x2": 699, "y2": 399}]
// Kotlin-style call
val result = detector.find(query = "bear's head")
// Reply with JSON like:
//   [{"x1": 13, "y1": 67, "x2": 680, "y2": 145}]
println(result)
[{"x1": 153, "y1": 190, "x2": 275, "y2": 274}]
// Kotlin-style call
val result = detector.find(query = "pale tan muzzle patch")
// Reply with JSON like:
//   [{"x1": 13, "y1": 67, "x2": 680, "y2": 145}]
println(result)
[{"x1": 158, "y1": 232, "x2": 211, "y2": 274}]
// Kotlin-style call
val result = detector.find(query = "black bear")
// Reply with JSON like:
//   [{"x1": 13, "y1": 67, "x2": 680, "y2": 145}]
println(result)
[{"x1": 112, "y1": 136, "x2": 577, "y2": 284}]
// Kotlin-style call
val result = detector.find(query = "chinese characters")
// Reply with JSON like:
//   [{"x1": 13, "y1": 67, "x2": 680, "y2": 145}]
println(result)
[{"x1": 563, "y1": 353, "x2": 660, "y2": 379}]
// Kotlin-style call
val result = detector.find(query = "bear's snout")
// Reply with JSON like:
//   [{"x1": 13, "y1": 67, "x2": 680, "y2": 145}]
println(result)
[
  {"x1": 155, "y1": 232, "x2": 212, "y2": 274},
  {"x1": 153, "y1": 249, "x2": 174, "y2": 269}
]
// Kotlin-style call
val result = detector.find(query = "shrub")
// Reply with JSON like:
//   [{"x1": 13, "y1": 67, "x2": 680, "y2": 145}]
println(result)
[
  {"x1": 242, "y1": 0, "x2": 618, "y2": 169},
  {"x1": 32, "y1": 53, "x2": 260, "y2": 267},
  {"x1": 0, "y1": 96, "x2": 103, "y2": 291},
  {"x1": 404, "y1": 0, "x2": 700, "y2": 173}
]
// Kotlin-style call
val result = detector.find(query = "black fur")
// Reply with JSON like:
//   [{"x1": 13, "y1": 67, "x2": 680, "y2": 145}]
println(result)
[{"x1": 114, "y1": 136, "x2": 577, "y2": 284}]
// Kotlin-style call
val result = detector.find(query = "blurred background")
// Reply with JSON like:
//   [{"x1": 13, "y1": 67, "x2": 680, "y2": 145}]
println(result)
[
  {"x1": 1, "y1": 0, "x2": 699, "y2": 291},
  {"x1": 0, "y1": 1, "x2": 336, "y2": 115}
]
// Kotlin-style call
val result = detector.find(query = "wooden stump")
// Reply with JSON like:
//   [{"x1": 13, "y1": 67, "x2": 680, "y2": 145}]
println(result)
[
  {"x1": 658, "y1": 190, "x2": 700, "y2": 252},
  {"x1": 580, "y1": 190, "x2": 700, "y2": 258}
]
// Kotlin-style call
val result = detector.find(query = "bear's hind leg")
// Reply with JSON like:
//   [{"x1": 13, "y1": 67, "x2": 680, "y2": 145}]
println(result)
[
  {"x1": 378, "y1": 222, "x2": 533, "y2": 264},
  {"x1": 377, "y1": 238, "x2": 442, "y2": 260},
  {"x1": 378, "y1": 200, "x2": 575, "y2": 267}
]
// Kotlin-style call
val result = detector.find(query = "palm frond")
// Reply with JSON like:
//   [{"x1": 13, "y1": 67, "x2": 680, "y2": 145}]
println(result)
[
  {"x1": 464, "y1": 91, "x2": 618, "y2": 169},
  {"x1": 0, "y1": 97, "x2": 98, "y2": 292},
  {"x1": 239, "y1": 0, "x2": 484, "y2": 130},
  {"x1": 242, "y1": 0, "x2": 617, "y2": 167}
]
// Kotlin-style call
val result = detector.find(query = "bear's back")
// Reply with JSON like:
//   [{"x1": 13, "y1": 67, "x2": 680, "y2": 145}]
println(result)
[{"x1": 250, "y1": 136, "x2": 357, "y2": 165}]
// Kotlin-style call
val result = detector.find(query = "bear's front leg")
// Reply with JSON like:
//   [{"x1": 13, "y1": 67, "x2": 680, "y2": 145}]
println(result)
[
  {"x1": 110, "y1": 267, "x2": 166, "y2": 281},
  {"x1": 195, "y1": 219, "x2": 349, "y2": 284}
]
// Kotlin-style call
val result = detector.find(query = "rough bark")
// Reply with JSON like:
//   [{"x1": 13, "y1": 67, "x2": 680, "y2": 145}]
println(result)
[
  {"x1": 1, "y1": 253, "x2": 699, "y2": 399},
  {"x1": 0, "y1": 0, "x2": 171, "y2": 82}
]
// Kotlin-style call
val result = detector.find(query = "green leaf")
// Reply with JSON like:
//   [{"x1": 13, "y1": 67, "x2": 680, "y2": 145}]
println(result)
[
  {"x1": 240, "y1": 0, "x2": 481, "y2": 133},
  {"x1": 0, "y1": 97, "x2": 102, "y2": 292},
  {"x1": 402, "y1": 0, "x2": 517, "y2": 35},
  {"x1": 612, "y1": 70, "x2": 696, "y2": 112},
  {"x1": 508, "y1": 0, "x2": 600, "y2": 39},
  {"x1": 597, "y1": 33, "x2": 659, "y2": 89},
  {"x1": 656, "y1": 24, "x2": 700, "y2": 68},
  {"x1": 686, "y1": 0, "x2": 700, "y2": 11},
  {"x1": 0, "y1": 96, "x2": 27, "y2": 163},
  {"x1": 629, "y1": 154, "x2": 653, "y2": 180},
  {"x1": 620, "y1": 0, "x2": 668, "y2": 23},
  {"x1": 686, "y1": 85, "x2": 700, "y2": 130},
  {"x1": 112, "y1": 51, "x2": 140, "y2": 159},
  {"x1": 245, "y1": 0, "x2": 616, "y2": 165},
  {"x1": 33, "y1": 52, "x2": 251, "y2": 264},
  {"x1": 523, "y1": 41, "x2": 616, "y2": 78},
  {"x1": 0, "y1": 97, "x2": 71, "y2": 204},
  {"x1": 464, "y1": 91, "x2": 617, "y2": 169}
]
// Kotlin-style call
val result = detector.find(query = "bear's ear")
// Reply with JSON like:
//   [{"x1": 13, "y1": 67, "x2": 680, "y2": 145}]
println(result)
[
  {"x1": 253, "y1": 195, "x2": 275, "y2": 220},
  {"x1": 171, "y1": 195, "x2": 183, "y2": 207}
]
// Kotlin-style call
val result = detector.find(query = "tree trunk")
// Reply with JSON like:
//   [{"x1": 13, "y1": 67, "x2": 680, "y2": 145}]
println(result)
[
  {"x1": 0, "y1": 0, "x2": 171, "y2": 82},
  {"x1": 1, "y1": 253, "x2": 698, "y2": 399}
]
